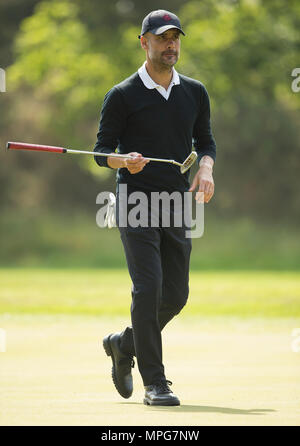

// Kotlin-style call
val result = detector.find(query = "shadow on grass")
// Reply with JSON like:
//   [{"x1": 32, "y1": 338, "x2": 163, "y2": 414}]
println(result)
[{"x1": 120, "y1": 402, "x2": 276, "y2": 415}]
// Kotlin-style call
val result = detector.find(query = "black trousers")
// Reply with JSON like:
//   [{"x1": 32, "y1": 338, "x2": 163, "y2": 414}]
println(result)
[{"x1": 116, "y1": 188, "x2": 192, "y2": 386}]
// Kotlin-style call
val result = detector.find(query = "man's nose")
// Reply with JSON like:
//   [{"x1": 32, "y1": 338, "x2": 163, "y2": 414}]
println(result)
[{"x1": 166, "y1": 38, "x2": 176, "y2": 48}]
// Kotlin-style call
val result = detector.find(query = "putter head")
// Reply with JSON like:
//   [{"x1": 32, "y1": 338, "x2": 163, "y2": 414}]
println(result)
[{"x1": 180, "y1": 151, "x2": 197, "y2": 174}]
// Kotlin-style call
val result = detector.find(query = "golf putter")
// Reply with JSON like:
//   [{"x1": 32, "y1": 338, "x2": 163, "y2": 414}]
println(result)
[{"x1": 6, "y1": 142, "x2": 197, "y2": 174}]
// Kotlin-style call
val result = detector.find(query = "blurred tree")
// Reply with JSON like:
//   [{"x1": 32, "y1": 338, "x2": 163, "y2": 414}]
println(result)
[
  {"x1": 178, "y1": 0, "x2": 300, "y2": 105},
  {"x1": 8, "y1": 1, "x2": 117, "y2": 139},
  {"x1": 0, "y1": 0, "x2": 41, "y2": 66},
  {"x1": 177, "y1": 0, "x2": 300, "y2": 222},
  {"x1": 1, "y1": 0, "x2": 119, "y2": 213},
  {"x1": 1, "y1": 0, "x2": 300, "y2": 223}
]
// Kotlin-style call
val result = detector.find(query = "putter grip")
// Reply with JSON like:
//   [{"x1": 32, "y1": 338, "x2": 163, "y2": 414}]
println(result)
[{"x1": 6, "y1": 142, "x2": 67, "y2": 153}]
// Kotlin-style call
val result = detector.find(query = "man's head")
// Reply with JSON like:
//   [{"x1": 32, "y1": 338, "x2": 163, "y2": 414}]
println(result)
[
  {"x1": 139, "y1": 10, "x2": 185, "y2": 69},
  {"x1": 138, "y1": 10, "x2": 185, "y2": 39}
]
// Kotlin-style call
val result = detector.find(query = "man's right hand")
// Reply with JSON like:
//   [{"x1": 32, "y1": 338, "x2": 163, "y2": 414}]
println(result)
[{"x1": 124, "y1": 152, "x2": 149, "y2": 174}]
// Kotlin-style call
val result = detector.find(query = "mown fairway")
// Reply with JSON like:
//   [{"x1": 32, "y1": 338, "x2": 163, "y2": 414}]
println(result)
[
  {"x1": 1, "y1": 269, "x2": 300, "y2": 426},
  {"x1": 1, "y1": 269, "x2": 300, "y2": 317}
]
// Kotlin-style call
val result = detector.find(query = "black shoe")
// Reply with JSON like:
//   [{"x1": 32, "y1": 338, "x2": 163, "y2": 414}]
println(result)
[
  {"x1": 103, "y1": 332, "x2": 135, "y2": 399},
  {"x1": 143, "y1": 380, "x2": 180, "y2": 406}
]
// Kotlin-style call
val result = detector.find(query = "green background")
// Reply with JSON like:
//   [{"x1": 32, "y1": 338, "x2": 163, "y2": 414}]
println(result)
[
  {"x1": 1, "y1": 1, "x2": 300, "y2": 427},
  {"x1": 0, "y1": 0, "x2": 299, "y2": 272}
]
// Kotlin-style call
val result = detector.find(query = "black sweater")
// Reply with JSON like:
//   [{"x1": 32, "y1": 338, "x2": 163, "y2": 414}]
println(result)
[{"x1": 94, "y1": 72, "x2": 216, "y2": 193}]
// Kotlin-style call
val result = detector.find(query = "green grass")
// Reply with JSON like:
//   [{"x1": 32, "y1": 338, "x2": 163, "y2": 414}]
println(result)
[
  {"x1": 0, "y1": 211, "x2": 300, "y2": 270},
  {"x1": 0, "y1": 269, "x2": 299, "y2": 318},
  {"x1": 1, "y1": 314, "x2": 300, "y2": 425}
]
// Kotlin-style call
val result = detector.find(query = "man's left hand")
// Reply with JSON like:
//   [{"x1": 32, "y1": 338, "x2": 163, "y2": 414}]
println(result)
[{"x1": 189, "y1": 165, "x2": 215, "y2": 203}]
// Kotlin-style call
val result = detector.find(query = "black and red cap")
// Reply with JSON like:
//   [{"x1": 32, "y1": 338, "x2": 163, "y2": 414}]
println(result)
[{"x1": 138, "y1": 10, "x2": 185, "y2": 39}]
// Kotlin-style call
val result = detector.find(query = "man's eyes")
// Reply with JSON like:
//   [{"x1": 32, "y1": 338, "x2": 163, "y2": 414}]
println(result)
[{"x1": 159, "y1": 35, "x2": 180, "y2": 40}]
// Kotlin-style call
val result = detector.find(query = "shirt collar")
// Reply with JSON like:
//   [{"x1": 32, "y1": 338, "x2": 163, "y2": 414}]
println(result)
[{"x1": 138, "y1": 61, "x2": 180, "y2": 90}]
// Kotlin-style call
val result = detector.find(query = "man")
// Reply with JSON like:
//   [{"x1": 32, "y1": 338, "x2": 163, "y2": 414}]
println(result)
[{"x1": 94, "y1": 10, "x2": 216, "y2": 406}]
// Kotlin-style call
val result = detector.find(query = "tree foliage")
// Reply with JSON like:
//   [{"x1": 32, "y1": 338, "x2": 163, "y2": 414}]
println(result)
[
  {"x1": 1, "y1": 0, "x2": 300, "y2": 222},
  {"x1": 8, "y1": 1, "x2": 117, "y2": 135}
]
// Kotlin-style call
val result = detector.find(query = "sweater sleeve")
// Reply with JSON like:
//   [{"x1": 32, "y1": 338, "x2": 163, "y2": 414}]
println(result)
[
  {"x1": 93, "y1": 87, "x2": 127, "y2": 168},
  {"x1": 192, "y1": 85, "x2": 217, "y2": 165}
]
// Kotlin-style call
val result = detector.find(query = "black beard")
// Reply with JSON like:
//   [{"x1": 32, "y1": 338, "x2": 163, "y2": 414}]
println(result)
[{"x1": 160, "y1": 52, "x2": 178, "y2": 67}]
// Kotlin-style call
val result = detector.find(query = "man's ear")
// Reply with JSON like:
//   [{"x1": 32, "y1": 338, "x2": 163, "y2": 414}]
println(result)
[{"x1": 140, "y1": 35, "x2": 148, "y2": 50}]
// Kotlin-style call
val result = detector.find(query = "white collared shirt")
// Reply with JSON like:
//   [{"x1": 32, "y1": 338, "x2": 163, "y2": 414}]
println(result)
[{"x1": 138, "y1": 61, "x2": 180, "y2": 100}]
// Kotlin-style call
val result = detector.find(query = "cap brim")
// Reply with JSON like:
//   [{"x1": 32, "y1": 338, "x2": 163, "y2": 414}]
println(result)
[{"x1": 152, "y1": 25, "x2": 185, "y2": 36}]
